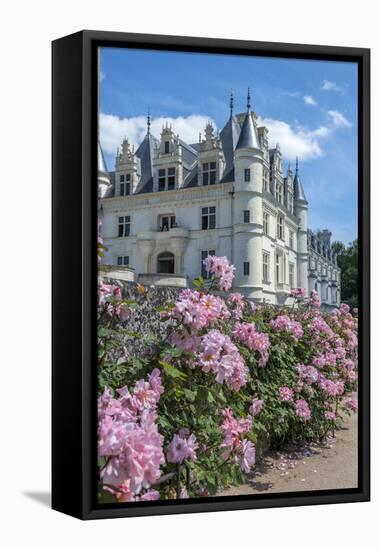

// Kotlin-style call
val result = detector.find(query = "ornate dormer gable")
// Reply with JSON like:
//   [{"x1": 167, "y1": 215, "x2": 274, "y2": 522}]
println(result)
[
  {"x1": 197, "y1": 121, "x2": 225, "y2": 186},
  {"x1": 258, "y1": 126, "x2": 269, "y2": 160},
  {"x1": 156, "y1": 123, "x2": 181, "y2": 157},
  {"x1": 152, "y1": 122, "x2": 184, "y2": 191},
  {"x1": 115, "y1": 137, "x2": 141, "y2": 196},
  {"x1": 284, "y1": 163, "x2": 294, "y2": 213},
  {"x1": 270, "y1": 144, "x2": 284, "y2": 203},
  {"x1": 258, "y1": 126, "x2": 270, "y2": 191}
]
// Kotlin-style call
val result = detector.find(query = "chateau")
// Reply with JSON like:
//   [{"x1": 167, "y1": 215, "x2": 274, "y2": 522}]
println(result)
[{"x1": 98, "y1": 91, "x2": 341, "y2": 308}]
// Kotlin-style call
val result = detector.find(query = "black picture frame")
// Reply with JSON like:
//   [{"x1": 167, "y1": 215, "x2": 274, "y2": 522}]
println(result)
[{"x1": 52, "y1": 30, "x2": 370, "y2": 520}]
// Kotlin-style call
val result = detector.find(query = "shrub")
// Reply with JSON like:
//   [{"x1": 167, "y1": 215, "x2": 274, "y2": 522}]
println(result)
[{"x1": 97, "y1": 254, "x2": 358, "y2": 503}]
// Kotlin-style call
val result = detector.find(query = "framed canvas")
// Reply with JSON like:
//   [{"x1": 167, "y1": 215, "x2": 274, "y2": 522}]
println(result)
[{"x1": 52, "y1": 30, "x2": 370, "y2": 520}]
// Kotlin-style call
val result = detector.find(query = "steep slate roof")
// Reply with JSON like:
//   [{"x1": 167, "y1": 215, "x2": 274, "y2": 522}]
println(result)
[
  {"x1": 220, "y1": 114, "x2": 241, "y2": 179},
  {"x1": 134, "y1": 133, "x2": 159, "y2": 194},
  {"x1": 99, "y1": 99, "x2": 308, "y2": 203},
  {"x1": 179, "y1": 139, "x2": 198, "y2": 170}
]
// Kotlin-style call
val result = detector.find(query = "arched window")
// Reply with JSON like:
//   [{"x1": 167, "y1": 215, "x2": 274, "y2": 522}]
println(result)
[{"x1": 157, "y1": 252, "x2": 175, "y2": 274}]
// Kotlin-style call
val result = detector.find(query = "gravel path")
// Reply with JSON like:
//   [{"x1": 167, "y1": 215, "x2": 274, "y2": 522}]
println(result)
[{"x1": 219, "y1": 404, "x2": 358, "y2": 496}]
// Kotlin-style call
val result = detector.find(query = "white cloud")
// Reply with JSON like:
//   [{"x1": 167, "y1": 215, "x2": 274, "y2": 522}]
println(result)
[
  {"x1": 327, "y1": 110, "x2": 352, "y2": 128},
  {"x1": 99, "y1": 113, "x2": 216, "y2": 155},
  {"x1": 321, "y1": 80, "x2": 345, "y2": 94},
  {"x1": 100, "y1": 110, "x2": 350, "y2": 165},
  {"x1": 258, "y1": 116, "x2": 330, "y2": 161},
  {"x1": 304, "y1": 95, "x2": 317, "y2": 106}
]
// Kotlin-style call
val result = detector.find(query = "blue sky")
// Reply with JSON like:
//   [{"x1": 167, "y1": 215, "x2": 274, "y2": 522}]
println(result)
[{"x1": 99, "y1": 47, "x2": 358, "y2": 244}]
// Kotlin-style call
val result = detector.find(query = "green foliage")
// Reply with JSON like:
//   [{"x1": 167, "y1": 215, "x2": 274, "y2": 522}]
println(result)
[{"x1": 333, "y1": 239, "x2": 358, "y2": 308}]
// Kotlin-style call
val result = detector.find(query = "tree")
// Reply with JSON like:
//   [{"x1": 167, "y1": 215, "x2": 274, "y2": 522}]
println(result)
[{"x1": 332, "y1": 239, "x2": 358, "y2": 309}]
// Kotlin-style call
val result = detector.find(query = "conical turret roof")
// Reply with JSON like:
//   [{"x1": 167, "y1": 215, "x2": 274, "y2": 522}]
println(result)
[
  {"x1": 98, "y1": 141, "x2": 109, "y2": 179},
  {"x1": 235, "y1": 89, "x2": 260, "y2": 150},
  {"x1": 293, "y1": 158, "x2": 307, "y2": 202}
]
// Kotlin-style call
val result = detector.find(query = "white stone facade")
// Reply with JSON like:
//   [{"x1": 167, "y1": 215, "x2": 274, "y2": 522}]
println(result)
[{"x1": 98, "y1": 93, "x2": 340, "y2": 308}]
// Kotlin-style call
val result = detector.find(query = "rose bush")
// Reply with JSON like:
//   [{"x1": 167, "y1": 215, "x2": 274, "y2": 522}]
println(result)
[{"x1": 97, "y1": 247, "x2": 358, "y2": 503}]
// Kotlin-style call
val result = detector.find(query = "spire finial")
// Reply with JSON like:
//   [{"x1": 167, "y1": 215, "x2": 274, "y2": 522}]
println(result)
[
  {"x1": 295, "y1": 156, "x2": 299, "y2": 174},
  {"x1": 230, "y1": 89, "x2": 234, "y2": 117},
  {"x1": 247, "y1": 87, "x2": 251, "y2": 111},
  {"x1": 147, "y1": 107, "x2": 151, "y2": 135}
]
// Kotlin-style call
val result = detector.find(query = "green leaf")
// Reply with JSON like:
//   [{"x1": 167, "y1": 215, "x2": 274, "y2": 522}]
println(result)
[
  {"x1": 159, "y1": 360, "x2": 187, "y2": 381},
  {"x1": 184, "y1": 388, "x2": 197, "y2": 402}
]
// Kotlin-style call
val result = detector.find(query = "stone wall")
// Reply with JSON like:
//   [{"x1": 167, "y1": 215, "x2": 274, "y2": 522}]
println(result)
[{"x1": 101, "y1": 278, "x2": 182, "y2": 355}]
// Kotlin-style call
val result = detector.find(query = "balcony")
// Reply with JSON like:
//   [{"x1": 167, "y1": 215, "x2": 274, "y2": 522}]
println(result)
[
  {"x1": 138, "y1": 226, "x2": 190, "y2": 242},
  {"x1": 138, "y1": 273, "x2": 188, "y2": 288}
]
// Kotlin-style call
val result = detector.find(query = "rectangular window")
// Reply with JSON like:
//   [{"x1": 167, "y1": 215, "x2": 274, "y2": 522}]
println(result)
[
  {"x1": 275, "y1": 253, "x2": 280, "y2": 284},
  {"x1": 244, "y1": 168, "x2": 251, "y2": 182},
  {"x1": 277, "y1": 216, "x2": 284, "y2": 240},
  {"x1": 243, "y1": 262, "x2": 250, "y2": 276},
  {"x1": 263, "y1": 169, "x2": 269, "y2": 192},
  {"x1": 276, "y1": 183, "x2": 283, "y2": 203},
  {"x1": 167, "y1": 167, "x2": 175, "y2": 190},
  {"x1": 263, "y1": 252, "x2": 270, "y2": 282},
  {"x1": 201, "y1": 249, "x2": 215, "y2": 278},
  {"x1": 158, "y1": 169, "x2": 166, "y2": 192},
  {"x1": 289, "y1": 230, "x2": 294, "y2": 249},
  {"x1": 289, "y1": 262, "x2": 295, "y2": 288},
  {"x1": 120, "y1": 175, "x2": 125, "y2": 182},
  {"x1": 159, "y1": 214, "x2": 176, "y2": 231},
  {"x1": 201, "y1": 206, "x2": 216, "y2": 230},
  {"x1": 263, "y1": 212, "x2": 269, "y2": 235},
  {"x1": 120, "y1": 183, "x2": 125, "y2": 196},
  {"x1": 243, "y1": 210, "x2": 250, "y2": 223},
  {"x1": 125, "y1": 174, "x2": 131, "y2": 195},
  {"x1": 117, "y1": 256, "x2": 129, "y2": 266},
  {"x1": 118, "y1": 215, "x2": 130, "y2": 237},
  {"x1": 164, "y1": 141, "x2": 170, "y2": 154},
  {"x1": 203, "y1": 162, "x2": 217, "y2": 185}
]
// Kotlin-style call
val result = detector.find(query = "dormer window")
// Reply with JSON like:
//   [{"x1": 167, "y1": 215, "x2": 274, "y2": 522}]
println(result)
[
  {"x1": 164, "y1": 141, "x2": 170, "y2": 154},
  {"x1": 167, "y1": 167, "x2": 175, "y2": 190},
  {"x1": 125, "y1": 175, "x2": 131, "y2": 195},
  {"x1": 203, "y1": 162, "x2": 217, "y2": 185},
  {"x1": 158, "y1": 169, "x2": 165, "y2": 191},
  {"x1": 158, "y1": 168, "x2": 175, "y2": 192},
  {"x1": 119, "y1": 174, "x2": 131, "y2": 196}
]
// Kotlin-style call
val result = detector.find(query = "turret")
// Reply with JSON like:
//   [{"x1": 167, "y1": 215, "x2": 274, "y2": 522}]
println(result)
[
  {"x1": 233, "y1": 89, "x2": 264, "y2": 301},
  {"x1": 293, "y1": 158, "x2": 309, "y2": 295}
]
